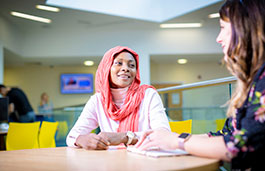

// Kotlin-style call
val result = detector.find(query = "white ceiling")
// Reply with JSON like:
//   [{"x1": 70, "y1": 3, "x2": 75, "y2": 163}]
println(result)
[{"x1": 0, "y1": 0, "x2": 224, "y2": 67}]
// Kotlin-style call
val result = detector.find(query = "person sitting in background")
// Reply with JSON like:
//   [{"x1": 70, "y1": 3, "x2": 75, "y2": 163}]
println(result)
[
  {"x1": 38, "y1": 92, "x2": 53, "y2": 114},
  {"x1": 136, "y1": 0, "x2": 265, "y2": 170},
  {"x1": 38, "y1": 92, "x2": 54, "y2": 122},
  {"x1": 0, "y1": 84, "x2": 36, "y2": 122},
  {"x1": 66, "y1": 46, "x2": 170, "y2": 150}
]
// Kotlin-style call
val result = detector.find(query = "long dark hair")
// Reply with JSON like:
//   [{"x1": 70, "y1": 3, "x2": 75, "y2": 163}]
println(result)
[{"x1": 220, "y1": 0, "x2": 265, "y2": 117}]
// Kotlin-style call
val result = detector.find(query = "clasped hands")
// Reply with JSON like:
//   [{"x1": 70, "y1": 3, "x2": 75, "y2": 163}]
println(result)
[
  {"x1": 75, "y1": 129, "x2": 179, "y2": 151},
  {"x1": 75, "y1": 132, "x2": 135, "y2": 150}
]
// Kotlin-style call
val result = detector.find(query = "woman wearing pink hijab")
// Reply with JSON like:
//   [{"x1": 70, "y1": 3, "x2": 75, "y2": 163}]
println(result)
[{"x1": 67, "y1": 46, "x2": 170, "y2": 150}]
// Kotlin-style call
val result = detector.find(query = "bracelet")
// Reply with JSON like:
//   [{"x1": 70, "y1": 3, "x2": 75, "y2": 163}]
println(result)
[{"x1": 178, "y1": 133, "x2": 191, "y2": 151}]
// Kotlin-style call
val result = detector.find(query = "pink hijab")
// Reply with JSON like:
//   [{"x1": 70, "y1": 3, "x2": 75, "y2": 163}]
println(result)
[{"x1": 95, "y1": 46, "x2": 154, "y2": 132}]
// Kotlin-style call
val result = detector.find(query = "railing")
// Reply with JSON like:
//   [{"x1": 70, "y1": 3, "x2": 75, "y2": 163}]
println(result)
[
  {"x1": 157, "y1": 76, "x2": 236, "y2": 134},
  {"x1": 157, "y1": 76, "x2": 236, "y2": 93}
]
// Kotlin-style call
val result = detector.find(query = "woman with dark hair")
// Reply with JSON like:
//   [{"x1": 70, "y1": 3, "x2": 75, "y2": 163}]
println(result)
[
  {"x1": 66, "y1": 46, "x2": 170, "y2": 150},
  {"x1": 0, "y1": 84, "x2": 36, "y2": 122},
  {"x1": 136, "y1": 0, "x2": 265, "y2": 170}
]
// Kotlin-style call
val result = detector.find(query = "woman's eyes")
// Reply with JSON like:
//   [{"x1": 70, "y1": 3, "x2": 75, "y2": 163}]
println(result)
[
  {"x1": 115, "y1": 61, "x2": 122, "y2": 65},
  {"x1": 129, "y1": 64, "x2": 135, "y2": 68},
  {"x1": 114, "y1": 61, "x2": 135, "y2": 68}
]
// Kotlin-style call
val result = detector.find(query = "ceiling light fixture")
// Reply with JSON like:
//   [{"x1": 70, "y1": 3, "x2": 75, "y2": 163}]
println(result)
[
  {"x1": 177, "y1": 59, "x2": 188, "y2": 64},
  {"x1": 160, "y1": 23, "x2": 202, "y2": 28},
  {"x1": 10, "y1": 11, "x2": 51, "y2": 23},
  {"x1": 84, "y1": 60, "x2": 94, "y2": 66},
  {"x1": 36, "y1": 5, "x2": 60, "y2": 12},
  {"x1": 208, "y1": 13, "x2": 220, "y2": 18}
]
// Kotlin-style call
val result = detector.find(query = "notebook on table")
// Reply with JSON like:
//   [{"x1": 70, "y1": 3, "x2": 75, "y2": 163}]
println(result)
[{"x1": 127, "y1": 146, "x2": 188, "y2": 158}]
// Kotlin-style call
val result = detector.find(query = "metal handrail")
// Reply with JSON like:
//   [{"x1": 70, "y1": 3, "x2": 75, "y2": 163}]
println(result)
[
  {"x1": 166, "y1": 106, "x2": 227, "y2": 110},
  {"x1": 157, "y1": 76, "x2": 236, "y2": 93}
]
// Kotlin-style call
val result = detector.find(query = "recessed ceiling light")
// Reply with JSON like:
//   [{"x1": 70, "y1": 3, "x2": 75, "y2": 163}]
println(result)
[
  {"x1": 36, "y1": 5, "x2": 60, "y2": 12},
  {"x1": 208, "y1": 13, "x2": 220, "y2": 18},
  {"x1": 177, "y1": 59, "x2": 188, "y2": 64},
  {"x1": 160, "y1": 23, "x2": 202, "y2": 28},
  {"x1": 84, "y1": 60, "x2": 94, "y2": 66},
  {"x1": 10, "y1": 11, "x2": 51, "y2": 23}
]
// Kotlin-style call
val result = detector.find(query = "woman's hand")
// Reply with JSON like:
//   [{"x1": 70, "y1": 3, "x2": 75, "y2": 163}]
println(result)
[
  {"x1": 98, "y1": 132, "x2": 128, "y2": 145},
  {"x1": 135, "y1": 129, "x2": 179, "y2": 151},
  {"x1": 75, "y1": 133, "x2": 110, "y2": 150}
]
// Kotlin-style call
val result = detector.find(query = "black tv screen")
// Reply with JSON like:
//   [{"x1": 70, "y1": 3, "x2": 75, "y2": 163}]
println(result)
[{"x1": 60, "y1": 73, "x2": 93, "y2": 94}]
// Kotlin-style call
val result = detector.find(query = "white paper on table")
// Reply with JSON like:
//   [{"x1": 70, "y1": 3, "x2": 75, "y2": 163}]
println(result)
[{"x1": 127, "y1": 146, "x2": 188, "y2": 158}]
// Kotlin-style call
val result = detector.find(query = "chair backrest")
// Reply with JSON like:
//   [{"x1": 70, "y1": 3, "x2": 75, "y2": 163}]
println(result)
[
  {"x1": 6, "y1": 122, "x2": 40, "y2": 151},
  {"x1": 39, "y1": 121, "x2": 58, "y2": 148},
  {"x1": 169, "y1": 120, "x2": 192, "y2": 134},
  {"x1": 215, "y1": 118, "x2": 226, "y2": 131}
]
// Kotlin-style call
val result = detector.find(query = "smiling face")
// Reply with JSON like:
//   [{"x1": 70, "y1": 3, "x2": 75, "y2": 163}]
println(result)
[
  {"x1": 216, "y1": 19, "x2": 232, "y2": 61},
  {"x1": 110, "y1": 52, "x2": 137, "y2": 88}
]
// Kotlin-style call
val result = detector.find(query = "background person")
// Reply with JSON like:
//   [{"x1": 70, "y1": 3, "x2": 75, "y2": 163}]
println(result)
[
  {"x1": 38, "y1": 92, "x2": 54, "y2": 122},
  {"x1": 66, "y1": 46, "x2": 170, "y2": 150},
  {"x1": 38, "y1": 92, "x2": 53, "y2": 114},
  {"x1": 0, "y1": 84, "x2": 36, "y2": 122},
  {"x1": 136, "y1": 0, "x2": 265, "y2": 170}
]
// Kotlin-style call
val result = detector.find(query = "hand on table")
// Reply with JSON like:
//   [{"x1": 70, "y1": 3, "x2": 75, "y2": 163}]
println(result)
[
  {"x1": 75, "y1": 133, "x2": 110, "y2": 150},
  {"x1": 135, "y1": 129, "x2": 179, "y2": 151},
  {"x1": 98, "y1": 132, "x2": 127, "y2": 145}
]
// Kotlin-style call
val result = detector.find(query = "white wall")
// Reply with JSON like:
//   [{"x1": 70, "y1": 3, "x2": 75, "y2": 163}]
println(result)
[
  {"x1": 151, "y1": 61, "x2": 231, "y2": 84},
  {"x1": 0, "y1": 15, "x2": 25, "y2": 84},
  {"x1": 0, "y1": 16, "x2": 23, "y2": 54}
]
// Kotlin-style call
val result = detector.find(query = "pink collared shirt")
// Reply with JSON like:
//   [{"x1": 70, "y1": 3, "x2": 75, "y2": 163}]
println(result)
[{"x1": 66, "y1": 88, "x2": 170, "y2": 147}]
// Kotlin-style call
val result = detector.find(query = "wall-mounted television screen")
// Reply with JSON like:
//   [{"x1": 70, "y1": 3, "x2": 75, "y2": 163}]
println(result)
[{"x1": 60, "y1": 73, "x2": 93, "y2": 94}]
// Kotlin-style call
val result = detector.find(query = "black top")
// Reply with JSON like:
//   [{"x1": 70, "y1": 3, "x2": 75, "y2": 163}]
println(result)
[
  {"x1": 209, "y1": 63, "x2": 265, "y2": 170},
  {"x1": 7, "y1": 88, "x2": 33, "y2": 116}
]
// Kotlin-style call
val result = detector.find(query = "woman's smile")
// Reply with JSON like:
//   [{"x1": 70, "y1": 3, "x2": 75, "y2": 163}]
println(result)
[{"x1": 110, "y1": 52, "x2": 136, "y2": 88}]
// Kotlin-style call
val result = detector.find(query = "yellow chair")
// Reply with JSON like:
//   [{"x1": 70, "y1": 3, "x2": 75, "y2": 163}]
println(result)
[
  {"x1": 216, "y1": 118, "x2": 226, "y2": 131},
  {"x1": 6, "y1": 122, "x2": 40, "y2": 151},
  {"x1": 39, "y1": 121, "x2": 58, "y2": 148},
  {"x1": 169, "y1": 120, "x2": 192, "y2": 134}
]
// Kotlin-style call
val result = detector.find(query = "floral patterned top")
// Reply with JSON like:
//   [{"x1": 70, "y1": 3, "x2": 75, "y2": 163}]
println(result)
[{"x1": 209, "y1": 63, "x2": 265, "y2": 170}]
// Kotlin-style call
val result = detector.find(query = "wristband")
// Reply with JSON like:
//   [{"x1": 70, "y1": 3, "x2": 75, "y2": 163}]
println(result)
[
  {"x1": 178, "y1": 133, "x2": 191, "y2": 151},
  {"x1": 126, "y1": 131, "x2": 135, "y2": 146}
]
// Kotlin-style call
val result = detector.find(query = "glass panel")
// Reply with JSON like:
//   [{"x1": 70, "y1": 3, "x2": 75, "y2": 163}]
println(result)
[
  {"x1": 39, "y1": 107, "x2": 83, "y2": 147},
  {"x1": 159, "y1": 81, "x2": 236, "y2": 134}
]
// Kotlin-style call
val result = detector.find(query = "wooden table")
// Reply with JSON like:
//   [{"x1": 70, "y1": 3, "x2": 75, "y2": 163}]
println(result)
[{"x1": 0, "y1": 147, "x2": 220, "y2": 171}]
